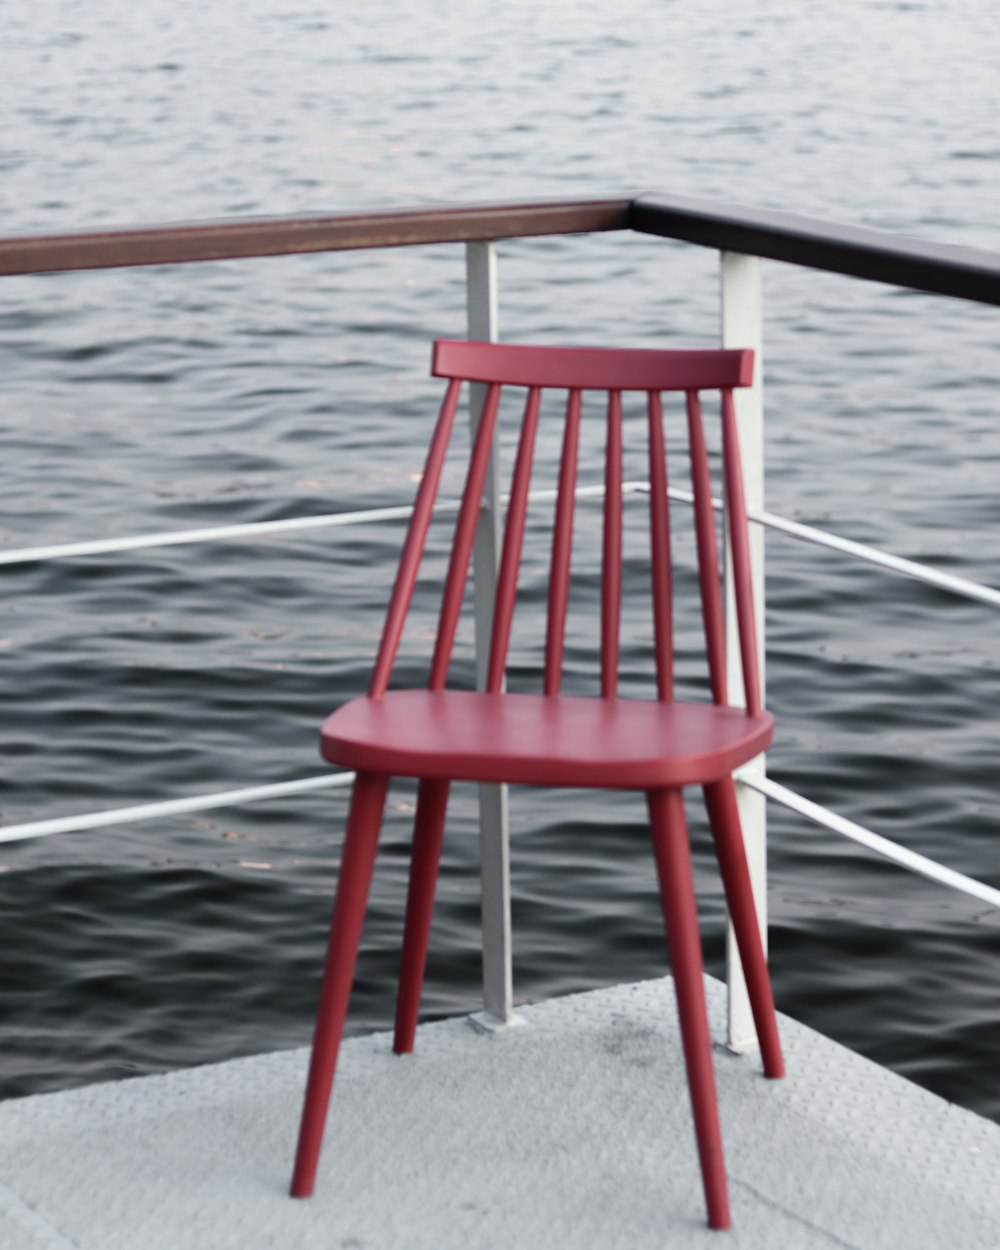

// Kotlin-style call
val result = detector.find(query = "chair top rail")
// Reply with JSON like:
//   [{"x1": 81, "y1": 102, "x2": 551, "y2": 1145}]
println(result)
[{"x1": 432, "y1": 339, "x2": 754, "y2": 390}]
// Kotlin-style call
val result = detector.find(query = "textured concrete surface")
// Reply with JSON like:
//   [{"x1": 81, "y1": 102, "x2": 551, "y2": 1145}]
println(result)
[{"x1": 0, "y1": 976, "x2": 998, "y2": 1249}]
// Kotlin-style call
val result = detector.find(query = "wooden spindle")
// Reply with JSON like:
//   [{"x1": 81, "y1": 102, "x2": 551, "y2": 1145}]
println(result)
[
  {"x1": 544, "y1": 388, "x2": 581, "y2": 696},
  {"x1": 486, "y1": 387, "x2": 541, "y2": 693},
  {"x1": 428, "y1": 383, "x2": 502, "y2": 690},
  {"x1": 646, "y1": 391, "x2": 674, "y2": 701},
  {"x1": 601, "y1": 391, "x2": 623, "y2": 699},
  {"x1": 369, "y1": 379, "x2": 463, "y2": 698},
  {"x1": 721, "y1": 388, "x2": 762, "y2": 716},
  {"x1": 687, "y1": 390, "x2": 727, "y2": 705}
]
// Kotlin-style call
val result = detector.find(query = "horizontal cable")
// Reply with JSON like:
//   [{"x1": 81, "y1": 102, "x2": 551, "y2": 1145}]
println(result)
[
  {"x1": 751, "y1": 505, "x2": 1000, "y2": 611},
  {"x1": 0, "y1": 483, "x2": 650, "y2": 845},
  {"x1": 656, "y1": 485, "x2": 1000, "y2": 612},
  {"x1": 0, "y1": 503, "x2": 443, "y2": 567},
  {"x1": 2, "y1": 478, "x2": 991, "y2": 855},
  {"x1": 0, "y1": 772, "x2": 356, "y2": 845},
  {"x1": 0, "y1": 483, "x2": 648, "y2": 568},
  {"x1": 741, "y1": 773, "x2": 1000, "y2": 910},
  {"x1": 9, "y1": 764, "x2": 999, "y2": 916},
  {"x1": 8, "y1": 476, "x2": 990, "y2": 613}
]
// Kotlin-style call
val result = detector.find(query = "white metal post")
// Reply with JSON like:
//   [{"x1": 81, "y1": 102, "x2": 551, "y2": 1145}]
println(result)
[
  {"x1": 720, "y1": 251, "x2": 768, "y2": 1052},
  {"x1": 465, "y1": 241, "x2": 515, "y2": 1025}
]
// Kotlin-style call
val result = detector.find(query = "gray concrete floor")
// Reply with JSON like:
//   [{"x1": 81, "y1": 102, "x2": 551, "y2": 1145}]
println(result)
[{"x1": 0, "y1": 976, "x2": 997, "y2": 1250}]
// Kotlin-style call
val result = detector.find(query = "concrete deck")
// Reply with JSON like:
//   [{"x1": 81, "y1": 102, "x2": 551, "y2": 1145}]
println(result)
[{"x1": 0, "y1": 976, "x2": 997, "y2": 1249}]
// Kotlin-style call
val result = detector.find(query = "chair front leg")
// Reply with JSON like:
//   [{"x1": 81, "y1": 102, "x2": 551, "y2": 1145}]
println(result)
[
  {"x1": 703, "y1": 777, "x2": 784, "y2": 1079},
  {"x1": 647, "y1": 786, "x2": 731, "y2": 1231},
  {"x1": 290, "y1": 771, "x2": 390, "y2": 1198},
  {"x1": 394, "y1": 777, "x2": 450, "y2": 1054}
]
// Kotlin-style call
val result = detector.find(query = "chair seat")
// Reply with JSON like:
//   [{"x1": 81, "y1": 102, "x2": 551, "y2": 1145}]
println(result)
[{"x1": 321, "y1": 690, "x2": 773, "y2": 790}]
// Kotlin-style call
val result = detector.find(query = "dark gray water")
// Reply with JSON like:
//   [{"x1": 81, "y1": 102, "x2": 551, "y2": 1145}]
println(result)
[{"x1": 2, "y1": 0, "x2": 1000, "y2": 1122}]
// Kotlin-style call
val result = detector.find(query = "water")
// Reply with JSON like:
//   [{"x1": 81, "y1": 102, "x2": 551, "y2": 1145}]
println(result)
[{"x1": 1, "y1": 0, "x2": 1000, "y2": 1123}]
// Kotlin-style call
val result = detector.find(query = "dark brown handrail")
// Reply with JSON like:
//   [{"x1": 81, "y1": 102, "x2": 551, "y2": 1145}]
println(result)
[
  {"x1": 631, "y1": 193, "x2": 1000, "y2": 308},
  {"x1": 3, "y1": 191, "x2": 1000, "y2": 309},
  {"x1": 0, "y1": 198, "x2": 632, "y2": 277}
]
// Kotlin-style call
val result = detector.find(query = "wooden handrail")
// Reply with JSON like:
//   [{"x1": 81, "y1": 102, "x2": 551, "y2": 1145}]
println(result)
[
  {"x1": 631, "y1": 193, "x2": 1000, "y2": 307},
  {"x1": 0, "y1": 198, "x2": 632, "y2": 276}
]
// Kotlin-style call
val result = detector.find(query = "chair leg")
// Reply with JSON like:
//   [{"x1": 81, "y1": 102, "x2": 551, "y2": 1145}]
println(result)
[
  {"x1": 703, "y1": 778, "x2": 785, "y2": 1080},
  {"x1": 290, "y1": 771, "x2": 389, "y2": 1199},
  {"x1": 394, "y1": 778, "x2": 450, "y2": 1054},
  {"x1": 646, "y1": 787, "x2": 731, "y2": 1232}
]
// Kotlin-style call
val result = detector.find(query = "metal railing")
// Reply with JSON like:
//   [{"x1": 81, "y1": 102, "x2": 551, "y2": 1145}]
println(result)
[{"x1": 3, "y1": 193, "x2": 1000, "y2": 1050}]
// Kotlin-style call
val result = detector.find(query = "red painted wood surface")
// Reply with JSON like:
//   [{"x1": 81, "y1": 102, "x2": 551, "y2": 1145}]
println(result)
[
  {"x1": 486, "y1": 387, "x2": 540, "y2": 693},
  {"x1": 545, "y1": 388, "x2": 581, "y2": 696},
  {"x1": 321, "y1": 690, "x2": 773, "y2": 790},
  {"x1": 429, "y1": 381, "x2": 501, "y2": 690},
  {"x1": 722, "y1": 389, "x2": 763, "y2": 716},
  {"x1": 432, "y1": 338, "x2": 753, "y2": 390},
  {"x1": 601, "y1": 391, "x2": 623, "y2": 699},
  {"x1": 368, "y1": 378, "x2": 461, "y2": 699},
  {"x1": 293, "y1": 340, "x2": 782, "y2": 1231},
  {"x1": 687, "y1": 389, "x2": 728, "y2": 705},
  {"x1": 646, "y1": 390, "x2": 673, "y2": 701}
]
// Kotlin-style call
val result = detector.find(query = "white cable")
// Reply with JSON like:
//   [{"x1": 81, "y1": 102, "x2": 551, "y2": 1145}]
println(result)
[
  {"x1": 741, "y1": 772, "x2": 1000, "y2": 910},
  {"x1": 0, "y1": 483, "x2": 648, "y2": 568},
  {"x1": 0, "y1": 505, "x2": 431, "y2": 567},
  {"x1": 0, "y1": 772, "x2": 356, "y2": 844},
  {"x1": 751, "y1": 507, "x2": 1000, "y2": 611},
  {"x1": 653, "y1": 484, "x2": 1000, "y2": 611}
]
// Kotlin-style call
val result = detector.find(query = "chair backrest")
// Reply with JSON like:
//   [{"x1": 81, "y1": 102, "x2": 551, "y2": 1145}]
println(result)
[{"x1": 368, "y1": 340, "x2": 761, "y2": 715}]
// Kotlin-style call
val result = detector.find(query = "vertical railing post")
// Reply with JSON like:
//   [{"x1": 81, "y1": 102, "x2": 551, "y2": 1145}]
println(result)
[
  {"x1": 465, "y1": 241, "x2": 515, "y2": 1025},
  {"x1": 720, "y1": 251, "x2": 768, "y2": 1052}
]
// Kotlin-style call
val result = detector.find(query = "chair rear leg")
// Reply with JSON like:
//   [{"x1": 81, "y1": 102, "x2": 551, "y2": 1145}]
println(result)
[
  {"x1": 394, "y1": 778, "x2": 450, "y2": 1054},
  {"x1": 647, "y1": 787, "x2": 731, "y2": 1231},
  {"x1": 290, "y1": 771, "x2": 389, "y2": 1198},
  {"x1": 703, "y1": 778, "x2": 784, "y2": 1079}
]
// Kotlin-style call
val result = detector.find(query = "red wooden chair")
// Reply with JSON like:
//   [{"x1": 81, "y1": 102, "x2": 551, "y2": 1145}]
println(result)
[{"x1": 290, "y1": 340, "x2": 784, "y2": 1230}]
